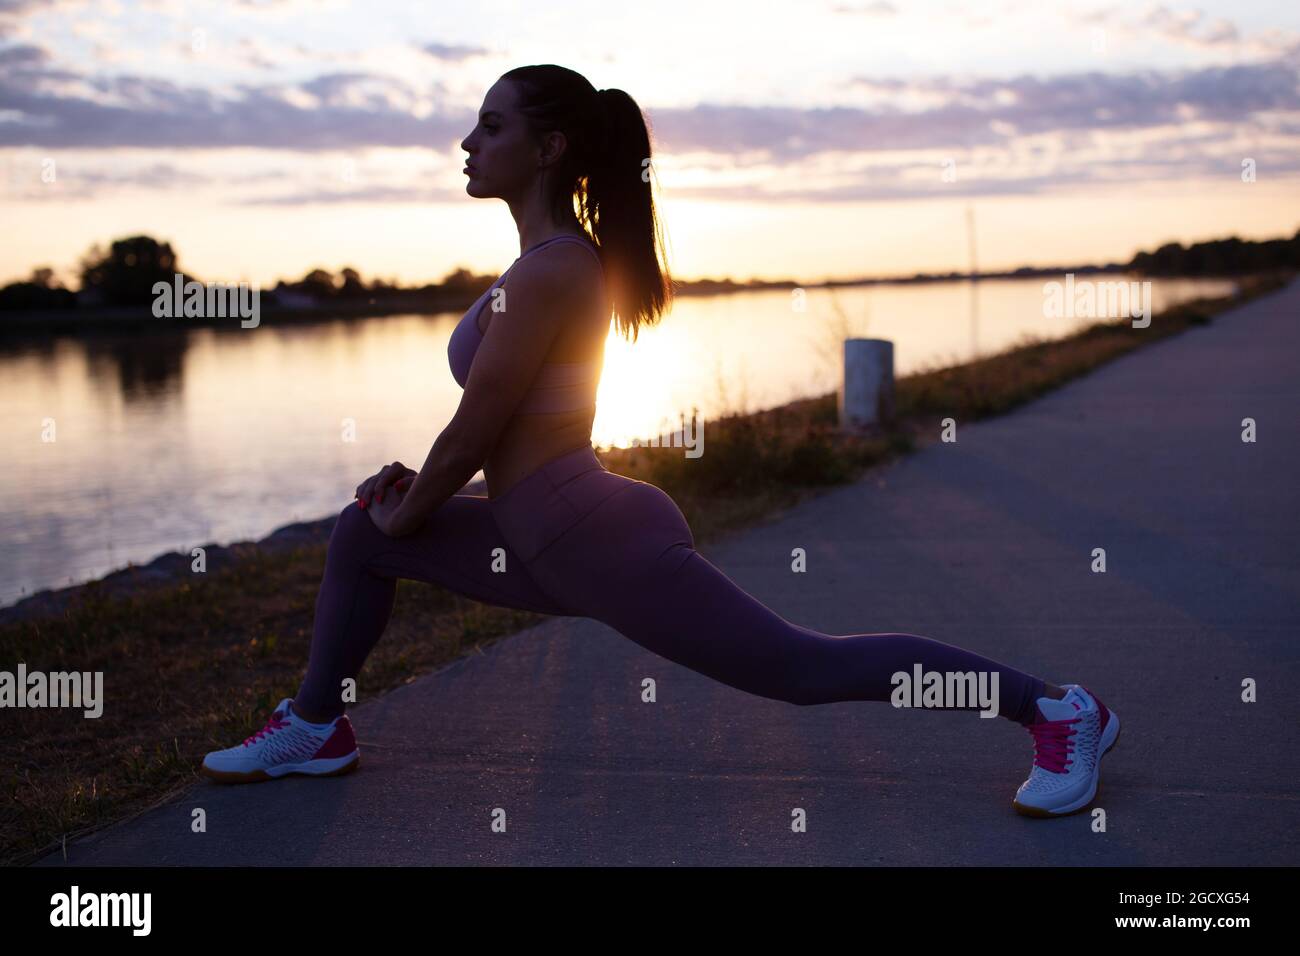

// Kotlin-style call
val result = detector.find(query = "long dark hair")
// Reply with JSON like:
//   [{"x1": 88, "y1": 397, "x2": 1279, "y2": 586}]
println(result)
[{"x1": 500, "y1": 64, "x2": 672, "y2": 343}]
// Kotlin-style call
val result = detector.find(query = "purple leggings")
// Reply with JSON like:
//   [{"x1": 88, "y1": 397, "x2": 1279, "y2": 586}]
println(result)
[{"x1": 295, "y1": 444, "x2": 1047, "y2": 724}]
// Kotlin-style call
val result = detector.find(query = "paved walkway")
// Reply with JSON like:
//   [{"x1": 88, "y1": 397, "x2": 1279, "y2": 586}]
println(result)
[{"x1": 36, "y1": 280, "x2": 1300, "y2": 865}]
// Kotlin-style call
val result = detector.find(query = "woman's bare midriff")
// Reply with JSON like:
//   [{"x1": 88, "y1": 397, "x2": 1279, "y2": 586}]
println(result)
[
  {"x1": 483, "y1": 407, "x2": 596, "y2": 499},
  {"x1": 477, "y1": 246, "x2": 607, "y2": 500}
]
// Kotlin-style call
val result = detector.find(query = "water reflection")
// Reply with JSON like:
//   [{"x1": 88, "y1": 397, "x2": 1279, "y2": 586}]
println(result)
[
  {"x1": 84, "y1": 333, "x2": 188, "y2": 400},
  {"x1": 0, "y1": 274, "x2": 1237, "y2": 607}
]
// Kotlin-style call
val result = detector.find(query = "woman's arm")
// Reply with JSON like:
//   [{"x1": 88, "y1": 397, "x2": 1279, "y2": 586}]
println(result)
[
  {"x1": 383, "y1": 247, "x2": 584, "y2": 537},
  {"x1": 384, "y1": 430, "x2": 482, "y2": 537}
]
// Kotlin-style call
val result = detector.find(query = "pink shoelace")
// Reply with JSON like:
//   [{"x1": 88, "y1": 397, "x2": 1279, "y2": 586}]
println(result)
[
  {"x1": 1028, "y1": 716, "x2": 1079, "y2": 773},
  {"x1": 242, "y1": 713, "x2": 290, "y2": 748}
]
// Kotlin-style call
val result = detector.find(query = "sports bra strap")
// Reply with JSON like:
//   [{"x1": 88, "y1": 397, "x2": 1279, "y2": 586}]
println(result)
[{"x1": 520, "y1": 233, "x2": 601, "y2": 265}]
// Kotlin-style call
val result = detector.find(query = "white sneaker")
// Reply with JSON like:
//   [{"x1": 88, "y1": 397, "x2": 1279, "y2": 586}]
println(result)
[
  {"x1": 201, "y1": 697, "x2": 359, "y2": 784},
  {"x1": 1013, "y1": 684, "x2": 1120, "y2": 817}
]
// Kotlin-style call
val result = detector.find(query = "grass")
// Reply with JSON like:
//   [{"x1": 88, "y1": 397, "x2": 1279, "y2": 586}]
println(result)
[{"x1": 1, "y1": 269, "x2": 1291, "y2": 866}]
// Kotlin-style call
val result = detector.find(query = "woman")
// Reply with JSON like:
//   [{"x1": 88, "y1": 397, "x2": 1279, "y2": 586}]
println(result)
[{"x1": 202, "y1": 65, "x2": 1120, "y2": 818}]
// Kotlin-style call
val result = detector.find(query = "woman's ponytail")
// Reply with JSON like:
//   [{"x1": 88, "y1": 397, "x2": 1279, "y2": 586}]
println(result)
[{"x1": 502, "y1": 66, "x2": 673, "y2": 343}]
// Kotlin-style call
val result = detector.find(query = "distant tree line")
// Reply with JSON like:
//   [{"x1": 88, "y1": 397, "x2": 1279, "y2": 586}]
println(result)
[
  {"x1": 0, "y1": 235, "x2": 491, "y2": 312},
  {"x1": 1127, "y1": 228, "x2": 1300, "y2": 276},
  {"x1": 3, "y1": 227, "x2": 1298, "y2": 313},
  {"x1": 0, "y1": 267, "x2": 77, "y2": 310}
]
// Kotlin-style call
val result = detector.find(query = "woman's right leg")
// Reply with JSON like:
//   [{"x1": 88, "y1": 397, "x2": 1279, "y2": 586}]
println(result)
[
  {"x1": 518, "y1": 478, "x2": 1049, "y2": 725},
  {"x1": 293, "y1": 496, "x2": 569, "y2": 721}
]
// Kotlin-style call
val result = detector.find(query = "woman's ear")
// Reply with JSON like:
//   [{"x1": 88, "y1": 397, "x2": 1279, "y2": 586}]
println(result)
[{"x1": 540, "y1": 129, "x2": 568, "y2": 167}]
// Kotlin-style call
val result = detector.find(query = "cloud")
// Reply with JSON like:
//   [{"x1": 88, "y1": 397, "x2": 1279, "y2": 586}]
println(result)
[
  {"x1": 831, "y1": 1, "x2": 897, "y2": 14},
  {"x1": 656, "y1": 62, "x2": 1300, "y2": 159},
  {"x1": 232, "y1": 36, "x2": 286, "y2": 71},
  {"x1": 4, "y1": 54, "x2": 1295, "y2": 157},
  {"x1": 0, "y1": 59, "x2": 466, "y2": 148},
  {"x1": 1073, "y1": 4, "x2": 1300, "y2": 61},
  {"x1": 296, "y1": 70, "x2": 424, "y2": 111},
  {"x1": 2, "y1": 11, "x2": 1299, "y2": 204},
  {"x1": 234, "y1": 181, "x2": 466, "y2": 205},
  {"x1": 0, "y1": 0, "x2": 66, "y2": 13},
  {"x1": 1139, "y1": 4, "x2": 1240, "y2": 49},
  {"x1": 226, "y1": 0, "x2": 352, "y2": 13},
  {"x1": 420, "y1": 42, "x2": 490, "y2": 62},
  {"x1": 4, "y1": 156, "x2": 214, "y2": 198},
  {"x1": 660, "y1": 129, "x2": 1300, "y2": 203},
  {"x1": 0, "y1": 40, "x2": 46, "y2": 67}
]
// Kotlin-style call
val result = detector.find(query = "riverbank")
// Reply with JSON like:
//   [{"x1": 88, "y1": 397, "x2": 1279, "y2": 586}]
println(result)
[{"x1": 1, "y1": 269, "x2": 1291, "y2": 865}]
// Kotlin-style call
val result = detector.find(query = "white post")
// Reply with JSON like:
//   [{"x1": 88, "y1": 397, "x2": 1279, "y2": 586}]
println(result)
[{"x1": 840, "y1": 338, "x2": 895, "y2": 431}]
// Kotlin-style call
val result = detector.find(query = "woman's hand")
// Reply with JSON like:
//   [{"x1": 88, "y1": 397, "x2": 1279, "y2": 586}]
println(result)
[
  {"x1": 355, "y1": 461, "x2": 416, "y2": 509},
  {"x1": 360, "y1": 473, "x2": 416, "y2": 536}
]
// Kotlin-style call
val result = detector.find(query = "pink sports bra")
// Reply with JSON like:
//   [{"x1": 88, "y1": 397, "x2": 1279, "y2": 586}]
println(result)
[{"x1": 447, "y1": 234, "x2": 607, "y2": 415}]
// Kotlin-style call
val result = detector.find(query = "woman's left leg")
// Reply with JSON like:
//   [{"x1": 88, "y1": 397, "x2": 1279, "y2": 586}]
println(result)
[{"x1": 295, "y1": 495, "x2": 570, "y2": 721}]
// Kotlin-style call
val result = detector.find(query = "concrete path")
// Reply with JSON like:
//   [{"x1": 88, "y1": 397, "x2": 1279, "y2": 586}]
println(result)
[{"x1": 36, "y1": 279, "x2": 1300, "y2": 865}]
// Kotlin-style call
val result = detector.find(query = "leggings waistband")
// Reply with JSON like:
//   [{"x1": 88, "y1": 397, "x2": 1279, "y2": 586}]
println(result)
[
  {"x1": 489, "y1": 442, "x2": 629, "y2": 564},
  {"x1": 489, "y1": 442, "x2": 605, "y2": 510}
]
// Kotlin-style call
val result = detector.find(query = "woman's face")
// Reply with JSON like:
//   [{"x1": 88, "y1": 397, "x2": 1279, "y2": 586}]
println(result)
[{"x1": 460, "y1": 80, "x2": 543, "y2": 201}]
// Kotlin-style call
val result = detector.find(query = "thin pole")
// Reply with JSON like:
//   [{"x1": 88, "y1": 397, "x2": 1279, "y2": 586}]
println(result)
[{"x1": 966, "y1": 203, "x2": 979, "y2": 358}]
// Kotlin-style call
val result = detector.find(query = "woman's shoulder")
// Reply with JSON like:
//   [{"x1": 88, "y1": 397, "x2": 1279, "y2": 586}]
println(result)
[{"x1": 507, "y1": 238, "x2": 603, "y2": 296}]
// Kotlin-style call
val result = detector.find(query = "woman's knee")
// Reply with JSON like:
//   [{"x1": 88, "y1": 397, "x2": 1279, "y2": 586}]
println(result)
[{"x1": 329, "y1": 500, "x2": 381, "y2": 555}]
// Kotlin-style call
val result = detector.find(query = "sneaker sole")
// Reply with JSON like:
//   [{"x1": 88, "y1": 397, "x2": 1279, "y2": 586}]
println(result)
[
  {"x1": 201, "y1": 750, "x2": 360, "y2": 785},
  {"x1": 1013, "y1": 711, "x2": 1121, "y2": 818}
]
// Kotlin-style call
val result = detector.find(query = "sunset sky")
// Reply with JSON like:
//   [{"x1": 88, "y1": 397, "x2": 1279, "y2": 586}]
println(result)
[{"x1": 2, "y1": 0, "x2": 1299, "y2": 289}]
